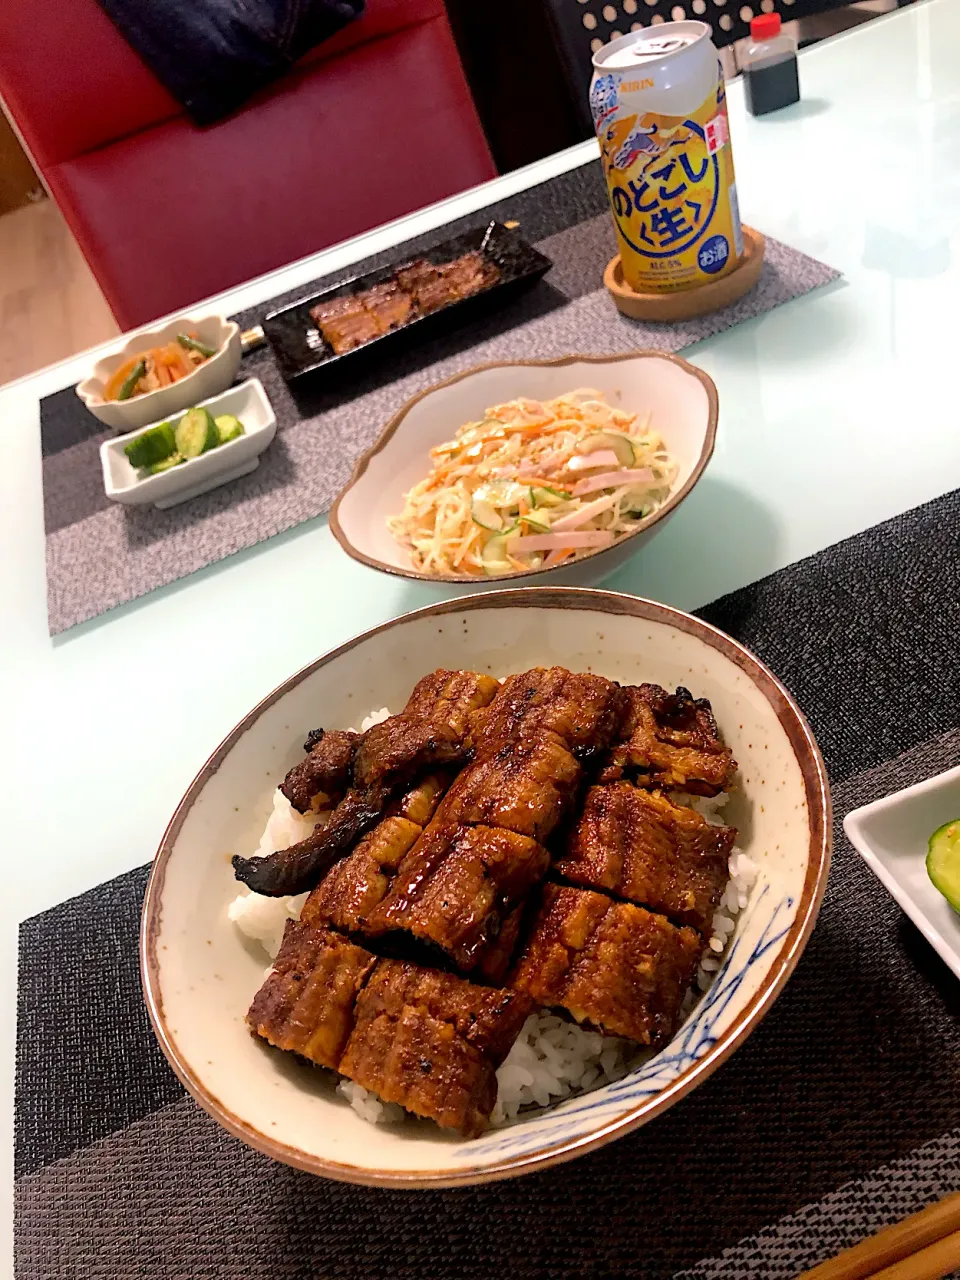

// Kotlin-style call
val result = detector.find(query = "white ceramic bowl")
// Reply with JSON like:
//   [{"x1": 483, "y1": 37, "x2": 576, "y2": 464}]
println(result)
[
  {"x1": 77, "y1": 314, "x2": 242, "y2": 432},
  {"x1": 100, "y1": 379, "x2": 276, "y2": 510},
  {"x1": 141, "y1": 588, "x2": 830, "y2": 1187},
  {"x1": 330, "y1": 352, "x2": 717, "y2": 586},
  {"x1": 844, "y1": 765, "x2": 960, "y2": 980}
]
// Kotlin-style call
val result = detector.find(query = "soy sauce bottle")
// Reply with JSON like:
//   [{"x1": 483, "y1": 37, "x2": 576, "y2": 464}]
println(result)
[{"x1": 743, "y1": 13, "x2": 800, "y2": 116}]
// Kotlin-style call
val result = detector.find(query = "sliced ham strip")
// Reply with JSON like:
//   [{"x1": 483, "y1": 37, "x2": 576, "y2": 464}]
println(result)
[
  {"x1": 510, "y1": 531, "x2": 615, "y2": 553},
  {"x1": 571, "y1": 468, "x2": 654, "y2": 497},
  {"x1": 550, "y1": 493, "x2": 618, "y2": 531},
  {"x1": 565, "y1": 450, "x2": 620, "y2": 472}
]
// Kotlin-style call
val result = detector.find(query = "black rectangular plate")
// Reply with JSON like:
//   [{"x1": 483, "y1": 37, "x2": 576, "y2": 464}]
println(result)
[{"x1": 261, "y1": 222, "x2": 552, "y2": 384}]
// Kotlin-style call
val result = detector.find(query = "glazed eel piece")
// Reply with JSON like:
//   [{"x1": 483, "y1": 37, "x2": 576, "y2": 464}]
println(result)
[
  {"x1": 555, "y1": 782, "x2": 736, "y2": 935},
  {"x1": 600, "y1": 683, "x2": 737, "y2": 797},
  {"x1": 354, "y1": 669, "x2": 628, "y2": 972},
  {"x1": 231, "y1": 670, "x2": 499, "y2": 896},
  {"x1": 248, "y1": 920, "x2": 530, "y2": 1136}
]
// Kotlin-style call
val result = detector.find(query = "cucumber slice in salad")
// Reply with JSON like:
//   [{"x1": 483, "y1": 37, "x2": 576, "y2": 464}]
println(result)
[
  {"x1": 471, "y1": 496, "x2": 503, "y2": 531},
  {"x1": 577, "y1": 432, "x2": 635, "y2": 467},
  {"x1": 475, "y1": 480, "x2": 527, "y2": 509},
  {"x1": 529, "y1": 485, "x2": 571, "y2": 507},
  {"x1": 520, "y1": 513, "x2": 551, "y2": 533},
  {"x1": 480, "y1": 524, "x2": 521, "y2": 575},
  {"x1": 481, "y1": 537, "x2": 511, "y2": 574},
  {"x1": 927, "y1": 818, "x2": 960, "y2": 912}
]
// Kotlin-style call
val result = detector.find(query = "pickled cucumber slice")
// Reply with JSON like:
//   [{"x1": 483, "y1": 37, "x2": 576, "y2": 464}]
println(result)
[
  {"x1": 927, "y1": 818, "x2": 960, "y2": 912},
  {"x1": 145, "y1": 452, "x2": 186, "y2": 475},
  {"x1": 175, "y1": 407, "x2": 218, "y2": 458},
  {"x1": 123, "y1": 421, "x2": 176, "y2": 469},
  {"x1": 214, "y1": 414, "x2": 245, "y2": 444}
]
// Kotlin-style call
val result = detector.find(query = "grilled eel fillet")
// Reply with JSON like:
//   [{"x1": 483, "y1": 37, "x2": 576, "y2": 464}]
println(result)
[
  {"x1": 232, "y1": 671, "x2": 499, "y2": 896},
  {"x1": 302, "y1": 740, "x2": 578, "y2": 970},
  {"x1": 248, "y1": 921, "x2": 530, "y2": 1136},
  {"x1": 356, "y1": 669, "x2": 626, "y2": 970},
  {"x1": 471, "y1": 667, "x2": 628, "y2": 764},
  {"x1": 300, "y1": 774, "x2": 450, "y2": 935},
  {"x1": 601, "y1": 684, "x2": 737, "y2": 796},
  {"x1": 279, "y1": 728, "x2": 361, "y2": 814},
  {"x1": 511, "y1": 883, "x2": 701, "y2": 1046},
  {"x1": 556, "y1": 783, "x2": 736, "y2": 935}
]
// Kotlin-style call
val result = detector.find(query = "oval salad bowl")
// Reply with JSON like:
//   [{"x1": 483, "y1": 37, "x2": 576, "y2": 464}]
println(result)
[
  {"x1": 141, "y1": 588, "x2": 830, "y2": 1188},
  {"x1": 330, "y1": 351, "x2": 718, "y2": 586}
]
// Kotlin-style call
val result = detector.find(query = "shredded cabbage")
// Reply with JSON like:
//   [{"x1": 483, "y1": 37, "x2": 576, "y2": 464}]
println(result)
[{"x1": 386, "y1": 389, "x2": 678, "y2": 577}]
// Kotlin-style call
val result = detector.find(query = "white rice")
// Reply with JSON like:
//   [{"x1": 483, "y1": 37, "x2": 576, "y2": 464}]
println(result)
[{"x1": 228, "y1": 714, "x2": 759, "y2": 1128}]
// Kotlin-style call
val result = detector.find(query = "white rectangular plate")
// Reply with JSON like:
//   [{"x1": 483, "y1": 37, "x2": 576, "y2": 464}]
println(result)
[
  {"x1": 844, "y1": 764, "x2": 960, "y2": 980},
  {"x1": 100, "y1": 378, "x2": 276, "y2": 508}
]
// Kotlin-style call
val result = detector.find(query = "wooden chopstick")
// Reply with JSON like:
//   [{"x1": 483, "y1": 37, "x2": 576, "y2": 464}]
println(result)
[
  {"x1": 798, "y1": 1193, "x2": 960, "y2": 1280},
  {"x1": 868, "y1": 1228, "x2": 960, "y2": 1280}
]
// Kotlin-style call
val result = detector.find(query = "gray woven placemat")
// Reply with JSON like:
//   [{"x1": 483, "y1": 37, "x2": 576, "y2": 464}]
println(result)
[
  {"x1": 40, "y1": 162, "x2": 839, "y2": 634},
  {"x1": 15, "y1": 492, "x2": 960, "y2": 1277}
]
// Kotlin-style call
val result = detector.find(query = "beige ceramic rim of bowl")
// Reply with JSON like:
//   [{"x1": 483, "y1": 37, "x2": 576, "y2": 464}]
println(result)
[
  {"x1": 328, "y1": 351, "x2": 719, "y2": 583},
  {"x1": 141, "y1": 587, "x2": 831, "y2": 1188}
]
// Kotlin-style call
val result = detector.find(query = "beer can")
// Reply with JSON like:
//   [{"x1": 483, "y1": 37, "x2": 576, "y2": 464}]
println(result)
[{"x1": 590, "y1": 22, "x2": 743, "y2": 294}]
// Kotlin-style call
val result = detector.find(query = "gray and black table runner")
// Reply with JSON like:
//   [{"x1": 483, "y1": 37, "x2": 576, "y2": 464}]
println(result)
[
  {"x1": 40, "y1": 162, "x2": 839, "y2": 635},
  {"x1": 16, "y1": 489, "x2": 960, "y2": 1279}
]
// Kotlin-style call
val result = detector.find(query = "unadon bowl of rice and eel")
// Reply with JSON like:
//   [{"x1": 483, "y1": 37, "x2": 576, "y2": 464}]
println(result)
[{"x1": 141, "y1": 588, "x2": 831, "y2": 1187}]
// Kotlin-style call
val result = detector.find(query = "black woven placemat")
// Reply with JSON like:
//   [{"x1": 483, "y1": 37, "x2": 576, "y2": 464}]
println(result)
[
  {"x1": 40, "y1": 161, "x2": 839, "y2": 634},
  {"x1": 15, "y1": 489, "x2": 960, "y2": 1279}
]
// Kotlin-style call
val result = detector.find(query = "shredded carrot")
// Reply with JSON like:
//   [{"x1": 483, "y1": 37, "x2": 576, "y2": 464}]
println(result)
[
  {"x1": 103, "y1": 337, "x2": 214, "y2": 401},
  {"x1": 387, "y1": 389, "x2": 678, "y2": 579},
  {"x1": 104, "y1": 357, "x2": 138, "y2": 400},
  {"x1": 543, "y1": 547, "x2": 575, "y2": 567}
]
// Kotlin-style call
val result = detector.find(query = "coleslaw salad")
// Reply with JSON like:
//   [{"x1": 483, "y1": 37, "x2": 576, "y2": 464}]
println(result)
[{"x1": 386, "y1": 389, "x2": 678, "y2": 576}]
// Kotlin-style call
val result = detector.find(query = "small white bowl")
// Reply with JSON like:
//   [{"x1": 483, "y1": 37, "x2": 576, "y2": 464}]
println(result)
[
  {"x1": 330, "y1": 351, "x2": 717, "y2": 587},
  {"x1": 141, "y1": 588, "x2": 830, "y2": 1187},
  {"x1": 844, "y1": 765, "x2": 960, "y2": 980},
  {"x1": 77, "y1": 314, "x2": 242, "y2": 432},
  {"x1": 100, "y1": 379, "x2": 276, "y2": 510}
]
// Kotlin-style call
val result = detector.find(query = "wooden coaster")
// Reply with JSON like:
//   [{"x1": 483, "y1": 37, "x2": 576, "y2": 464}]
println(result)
[{"x1": 604, "y1": 226, "x2": 765, "y2": 323}]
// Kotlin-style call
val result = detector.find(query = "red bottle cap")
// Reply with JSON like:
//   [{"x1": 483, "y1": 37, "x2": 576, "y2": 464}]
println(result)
[{"x1": 750, "y1": 12, "x2": 781, "y2": 39}]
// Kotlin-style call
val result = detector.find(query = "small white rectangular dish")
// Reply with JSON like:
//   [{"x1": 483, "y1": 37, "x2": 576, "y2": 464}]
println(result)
[
  {"x1": 844, "y1": 764, "x2": 960, "y2": 980},
  {"x1": 100, "y1": 379, "x2": 276, "y2": 510}
]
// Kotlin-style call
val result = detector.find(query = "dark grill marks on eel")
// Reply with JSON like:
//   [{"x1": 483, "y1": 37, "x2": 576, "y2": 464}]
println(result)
[
  {"x1": 508, "y1": 685, "x2": 739, "y2": 1041},
  {"x1": 231, "y1": 671, "x2": 500, "y2": 896},
  {"x1": 350, "y1": 669, "x2": 626, "y2": 973},
  {"x1": 600, "y1": 683, "x2": 737, "y2": 797},
  {"x1": 510, "y1": 883, "x2": 702, "y2": 1047},
  {"x1": 555, "y1": 782, "x2": 736, "y2": 935},
  {"x1": 248, "y1": 921, "x2": 530, "y2": 1137},
  {"x1": 244, "y1": 667, "x2": 739, "y2": 1136}
]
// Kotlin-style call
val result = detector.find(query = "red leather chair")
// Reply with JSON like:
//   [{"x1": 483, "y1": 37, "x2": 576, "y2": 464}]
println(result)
[{"x1": 0, "y1": 0, "x2": 495, "y2": 330}]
